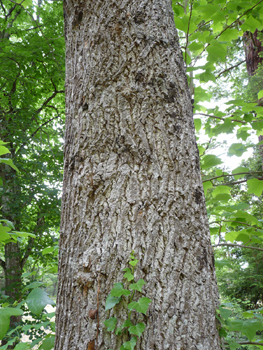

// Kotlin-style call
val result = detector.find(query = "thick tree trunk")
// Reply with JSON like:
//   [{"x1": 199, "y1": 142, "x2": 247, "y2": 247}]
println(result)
[{"x1": 55, "y1": 1, "x2": 222, "y2": 349}]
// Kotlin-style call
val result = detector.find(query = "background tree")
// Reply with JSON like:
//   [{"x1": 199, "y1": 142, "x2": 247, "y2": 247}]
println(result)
[{"x1": 0, "y1": 0, "x2": 64, "y2": 345}]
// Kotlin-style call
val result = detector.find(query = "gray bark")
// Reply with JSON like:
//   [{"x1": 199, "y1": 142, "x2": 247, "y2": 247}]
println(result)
[{"x1": 55, "y1": 0, "x2": 222, "y2": 349}]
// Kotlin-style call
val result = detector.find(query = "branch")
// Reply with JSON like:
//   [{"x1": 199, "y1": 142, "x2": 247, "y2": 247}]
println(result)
[
  {"x1": 213, "y1": 243, "x2": 263, "y2": 252},
  {"x1": 8, "y1": 0, "x2": 63, "y2": 73},
  {"x1": 216, "y1": 60, "x2": 246, "y2": 78},
  {"x1": 195, "y1": 0, "x2": 263, "y2": 62},
  {"x1": 221, "y1": 178, "x2": 260, "y2": 186},
  {"x1": 16, "y1": 115, "x2": 61, "y2": 156},
  {"x1": 21, "y1": 216, "x2": 45, "y2": 268},
  {"x1": 203, "y1": 171, "x2": 263, "y2": 183},
  {"x1": 195, "y1": 112, "x2": 246, "y2": 124},
  {"x1": 0, "y1": 258, "x2": 6, "y2": 271},
  {"x1": 237, "y1": 342, "x2": 263, "y2": 346},
  {"x1": 210, "y1": 220, "x2": 261, "y2": 230},
  {"x1": 21, "y1": 237, "x2": 34, "y2": 268}
]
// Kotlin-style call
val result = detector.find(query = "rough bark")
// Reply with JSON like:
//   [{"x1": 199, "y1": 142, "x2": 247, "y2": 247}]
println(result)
[
  {"x1": 243, "y1": 30, "x2": 263, "y2": 170},
  {"x1": 243, "y1": 30, "x2": 263, "y2": 76},
  {"x1": 55, "y1": 1, "x2": 222, "y2": 349}
]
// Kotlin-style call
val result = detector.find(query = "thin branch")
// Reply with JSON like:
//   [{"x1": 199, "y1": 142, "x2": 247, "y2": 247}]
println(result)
[
  {"x1": 15, "y1": 114, "x2": 62, "y2": 156},
  {"x1": 210, "y1": 220, "x2": 260, "y2": 229},
  {"x1": 237, "y1": 342, "x2": 263, "y2": 346},
  {"x1": 213, "y1": 243, "x2": 263, "y2": 252},
  {"x1": 21, "y1": 216, "x2": 45, "y2": 268},
  {"x1": 24, "y1": 25, "x2": 43, "y2": 31},
  {"x1": 195, "y1": 112, "x2": 246, "y2": 124},
  {"x1": 0, "y1": 0, "x2": 6, "y2": 15},
  {"x1": 175, "y1": 2, "x2": 184, "y2": 9},
  {"x1": 216, "y1": 60, "x2": 246, "y2": 78},
  {"x1": 203, "y1": 171, "x2": 263, "y2": 183},
  {"x1": 8, "y1": 0, "x2": 64, "y2": 73},
  {"x1": 195, "y1": 0, "x2": 263, "y2": 62},
  {"x1": 21, "y1": 237, "x2": 34, "y2": 268},
  {"x1": 222, "y1": 178, "x2": 261, "y2": 186}
]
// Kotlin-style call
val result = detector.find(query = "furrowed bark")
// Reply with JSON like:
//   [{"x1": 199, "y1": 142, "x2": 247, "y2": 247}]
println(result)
[{"x1": 55, "y1": 1, "x2": 222, "y2": 349}]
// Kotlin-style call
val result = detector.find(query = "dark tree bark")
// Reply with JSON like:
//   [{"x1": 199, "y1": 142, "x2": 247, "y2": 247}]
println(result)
[
  {"x1": 55, "y1": 1, "x2": 222, "y2": 349},
  {"x1": 243, "y1": 30, "x2": 263, "y2": 169}
]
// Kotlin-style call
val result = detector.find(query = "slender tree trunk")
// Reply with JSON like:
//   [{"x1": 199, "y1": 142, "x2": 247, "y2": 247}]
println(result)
[
  {"x1": 243, "y1": 30, "x2": 263, "y2": 170},
  {"x1": 55, "y1": 1, "x2": 222, "y2": 349}
]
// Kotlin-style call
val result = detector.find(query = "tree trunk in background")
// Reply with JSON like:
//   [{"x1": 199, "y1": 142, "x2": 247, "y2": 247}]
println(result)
[
  {"x1": 55, "y1": 1, "x2": 221, "y2": 349},
  {"x1": 244, "y1": 30, "x2": 263, "y2": 76},
  {"x1": 243, "y1": 30, "x2": 263, "y2": 170}
]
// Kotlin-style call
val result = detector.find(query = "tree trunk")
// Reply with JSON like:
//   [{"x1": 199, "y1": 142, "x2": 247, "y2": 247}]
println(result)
[
  {"x1": 55, "y1": 1, "x2": 222, "y2": 349},
  {"x1": 243, "y1": 30, "x2": 263, "y2": 170}
]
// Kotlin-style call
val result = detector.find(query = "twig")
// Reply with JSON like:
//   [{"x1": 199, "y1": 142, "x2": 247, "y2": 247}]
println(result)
[
  {"x1": 216, "y1": 60, "x2": 246, "y2": 78},
  {"x1": 210, "y1": 220, "x2": 261, "y2": 229},
  {"x1": 221, "y1": 178, "x2": 262, "y2": 186},
  {"x1": 237, "y1": 341, "x2": 263, "y2": 345},
  {"x1": 195, "y1": 0, "x2": 263, "y2": 63},
  {"x1": 15, "y1": 114, "x2": 62, "y2": 156},
  {"x1": 195, "y1": 112, "x2": 246, "y2": 123},
  {"x1": 203, "y1": 171, "x2": 263, "y2": 183},
  {"x1": 213, "y1": 243, "x2": 263, "y2": 252}
]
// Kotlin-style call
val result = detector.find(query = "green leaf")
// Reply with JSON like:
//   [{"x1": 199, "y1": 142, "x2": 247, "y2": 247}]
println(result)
[
  {"x1": 120, "y1": 337, "x2": 137, "y2": 350},
  {"x1": 0, "y1": 146, "x2": 10, "y2": 156},
  {"x1": 194, "y1": 118, "x2": 201, "y2": 132},
  {"x1": 228, "y1": 143, "x2": 247, "y2": 157},
  {"x1": 228, "y1": 318, "x2": 263, "y2": 341},
  {"x1": 115, "y1": 319, "x2": 133, "y2": 335},
  {"x1": 105, "y1": 295, "x2": 121, "y2": 311},
  {"x1": 201, "y1": 154, "x2": 222, "y2": 169},
  {"x1": 23, "y1": 281, "x2": 45, "y2": 291},
  {"x1": 215, "y1": 260, "x2": 232, "y2": 269},
  {"x1": 232, "y1": 167, "x2": 249, "y2": 180},
  {"x1": 194, "y1": 86, "x2": 211, "y2": 103},
  {"x1": 0, "y1": 308, "x2": 23, "y2": 340},
  {"x1": 130, "y1": 279, "x2": 146, "y2": 292},
  {"x1": 0, "y1": 158, "x2": 19, "y2": 172},
  {"x1": 128, "y1": 297, "x2": 151, "y2": 315},
  {"x1": 128, "y1": 322, "x2": 146, "y2": 336},
  {"x1": 42, "y1": 246, "x2": 58, "y2": 255},
  {"x1": 258, "y1": 90, "x2": 263, "y2": 99},
  {"x1": 26, "y1": 288, "x2": 55, "y2": 316},
  {"x1": 203, "y1": 181, "x2": 213, "y2": 195},
  {"x1": 247, "y1": 178, "x2": 263, "y2": 197},
  {"x1": 218, "y1": 306, "x2": 232, "y2": 320},
  {"x1": 21, "y1": 0, "x2": 32, "y2": 7},
  {"x1": 13, "y1": 344, "x2": 30, "y2": 350},
  {"x1": 0, "y1": 224, "x2": 11, "y2": 242},
  {"x1": 129, "y1": 259, "x2": 138, "y2": 267},
  {"x1": 103, "y1": 317, "x2": 117, "y2": 332},
  {"x1": 11, "y1": 231, "x2": 36, "y2": 239},
  {"x1": 39, "y1": 336, "x2": 55, "y2": 350},
  {"x1": 198, "y1": 145, "x2": 205, "y2": 156},
  {"x1": 110, "y1": 283, "x2": 131, "y2": 297},
  {"x1": 123, "y1": 268, "x2": 134, "y2": 282},
  {"x1": 212, "y1": 186, "x2": 231, "y2": 198}
]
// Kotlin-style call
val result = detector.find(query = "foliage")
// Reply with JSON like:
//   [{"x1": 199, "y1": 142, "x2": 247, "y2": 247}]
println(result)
[
  {"x1": 104, "y1": 252, "x2": 151, "y2": 350},
  {"x1": 1, "y1": 0, "x2": 263, "y2": 348}
]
